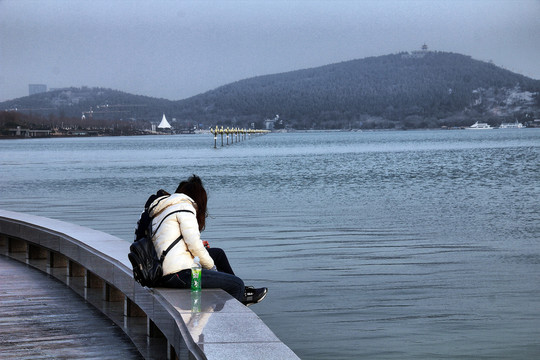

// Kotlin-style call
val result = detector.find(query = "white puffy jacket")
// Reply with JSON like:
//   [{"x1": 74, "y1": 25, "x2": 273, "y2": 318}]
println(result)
[{"x1": 149, "y1": 193, "x2": 214, "y2": 275}]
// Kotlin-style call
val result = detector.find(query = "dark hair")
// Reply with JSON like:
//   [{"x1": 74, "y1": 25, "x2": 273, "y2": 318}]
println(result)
[{"x1": 175, "y1": 174, "x2": 208, "y2": 231}]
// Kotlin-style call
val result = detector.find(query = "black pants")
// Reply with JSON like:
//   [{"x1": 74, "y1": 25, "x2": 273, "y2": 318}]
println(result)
[
  {"x1": 207, "y1": 247, "x2": 235, "y2": 275},
  {"x1": 160, "y1": 268, "x2": 245, "y2": 301}
]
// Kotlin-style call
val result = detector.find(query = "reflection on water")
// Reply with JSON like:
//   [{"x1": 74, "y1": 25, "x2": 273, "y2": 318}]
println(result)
[{"x1": 1, "y1": 130, "x2": 539, "y2": 359}]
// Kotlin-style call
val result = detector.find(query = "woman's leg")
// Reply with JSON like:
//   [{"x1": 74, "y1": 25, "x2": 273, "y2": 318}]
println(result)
[
  {"x1": 207, "y1": 247, "x2": 235, "y2": 275},
  {"x1": 201, "y1": 269, "x2": 245, "y2": 301},
  {"x1": 206, "y1": 248, "x2": 267, "y2": 305}
]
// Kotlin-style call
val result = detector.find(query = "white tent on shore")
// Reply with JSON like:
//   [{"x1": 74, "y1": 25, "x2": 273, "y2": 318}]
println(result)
[{"x1": 157, "y1": 114, "x2": 172, "y2": 129}]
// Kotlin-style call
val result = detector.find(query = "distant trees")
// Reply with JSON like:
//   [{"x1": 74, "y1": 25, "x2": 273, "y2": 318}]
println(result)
[
  {"x1": 0, "y1": 111, "x2": 51, "y2": 132},
  {"x1": 0, "y1": 110, "x2": 150, "y2": 136},
  {"x1": 0, "y1": 111, "x2": 26, "y2": 129}
]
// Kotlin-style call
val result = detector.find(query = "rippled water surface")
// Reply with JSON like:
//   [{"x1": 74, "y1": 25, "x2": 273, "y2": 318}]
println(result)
[{"x1": 1, "y1": 130, "x2": 539, "y2": 359}]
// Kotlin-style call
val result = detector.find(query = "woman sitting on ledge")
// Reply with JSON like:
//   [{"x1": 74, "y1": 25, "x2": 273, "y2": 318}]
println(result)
[{"x1": 149, "y1": 175, "x2": 267, "y2": 306}]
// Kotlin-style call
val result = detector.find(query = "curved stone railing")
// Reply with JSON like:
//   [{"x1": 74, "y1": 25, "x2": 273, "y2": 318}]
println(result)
[{"x1": 0, "y1": 210, "x2": 299, "y2": 360}]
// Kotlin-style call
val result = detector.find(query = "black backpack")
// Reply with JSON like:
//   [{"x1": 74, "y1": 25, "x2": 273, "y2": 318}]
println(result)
[{"x1": 128, "y1": 190, "x2": 193, "y2": 287}]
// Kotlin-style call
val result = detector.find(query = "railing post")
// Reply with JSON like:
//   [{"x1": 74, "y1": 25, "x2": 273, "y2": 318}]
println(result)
[
  {"x1": 211, "y1": 126, "x2": 217, "y2": 149},
  {"x1": 220, "y1": 126, "x2": 224, "y2": 146}
]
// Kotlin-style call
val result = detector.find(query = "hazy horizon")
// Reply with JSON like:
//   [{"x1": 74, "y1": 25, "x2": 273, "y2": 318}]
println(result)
[{"x1": 1, "y1": 0, "x2": 539, "y2": 102}]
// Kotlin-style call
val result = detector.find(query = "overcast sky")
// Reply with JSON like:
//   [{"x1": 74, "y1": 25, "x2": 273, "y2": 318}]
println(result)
[{"x1": 1, "y1": 0, "x2": 539, "y2": 102}]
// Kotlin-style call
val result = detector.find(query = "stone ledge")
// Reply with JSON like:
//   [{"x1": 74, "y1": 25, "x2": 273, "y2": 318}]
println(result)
[{"x1": 0, "y1": 209, "x2": 299, "y2": 360}]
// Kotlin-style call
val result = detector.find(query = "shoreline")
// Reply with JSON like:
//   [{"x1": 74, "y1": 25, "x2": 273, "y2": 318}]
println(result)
[{"x1": 2, "y1": 126, "x2": 539, "y2": 140}]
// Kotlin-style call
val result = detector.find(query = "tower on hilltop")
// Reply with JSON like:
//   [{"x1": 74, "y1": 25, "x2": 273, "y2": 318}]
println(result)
[{"x1": 401, "y1": 44, "x2": 429, "y2": 59}]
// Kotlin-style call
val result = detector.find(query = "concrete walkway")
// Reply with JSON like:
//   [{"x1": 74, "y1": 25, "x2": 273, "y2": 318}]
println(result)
[{"x1": 0, "y1": 255, "x2": 142, "y2": 359}]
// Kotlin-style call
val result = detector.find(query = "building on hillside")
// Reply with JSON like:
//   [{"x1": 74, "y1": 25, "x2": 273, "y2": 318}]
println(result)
[
  {"x1": 29, "y1": 84, "x2": 47, "y2": 96},
  {"x1": 264, "y1": 115, "x2": 279, "y2": 130}
]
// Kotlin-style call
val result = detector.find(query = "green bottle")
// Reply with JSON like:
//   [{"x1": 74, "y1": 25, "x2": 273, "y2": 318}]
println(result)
[{"x1": 191, "y1": 256, "x2": 202, "y2": 291}]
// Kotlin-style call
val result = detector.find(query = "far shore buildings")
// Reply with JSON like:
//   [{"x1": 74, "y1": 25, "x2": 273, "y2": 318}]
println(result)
[
  {"x1": 7, "y1": 126, "x2": 51, "y2": 137},
  {"x1": 152, "y1": 114, "x2": 173, "y2": 133}
]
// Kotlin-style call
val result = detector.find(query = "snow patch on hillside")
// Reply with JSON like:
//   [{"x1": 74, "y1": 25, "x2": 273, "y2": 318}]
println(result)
[
  {"x1": 471, "y1": 85, "x2": 537, "y2": 117},
  {"x1": 505, "y1": 88, "x2": 534, "y2": 106}
]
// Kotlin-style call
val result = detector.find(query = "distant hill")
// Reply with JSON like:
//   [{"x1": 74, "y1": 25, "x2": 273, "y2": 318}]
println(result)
[
  {"x1": 2, "y1": 51, "x2": 539, "y2": 130},
  {"x1": 0, "y1": 87, "x2": 175, "y2": 122},
  {"x1": 175, "y1": 51, "x2": 540, "y2": 129}
]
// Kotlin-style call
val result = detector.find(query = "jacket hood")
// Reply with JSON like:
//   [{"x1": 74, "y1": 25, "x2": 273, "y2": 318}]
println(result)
[{"x1": 149, "y1": 193, "x2": 196, "y2": 218}]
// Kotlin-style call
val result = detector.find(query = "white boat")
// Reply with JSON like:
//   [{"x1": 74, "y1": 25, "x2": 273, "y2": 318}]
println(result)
[
  {"x1": 499, "y1": 121, "x2": 524, "y2": 129},
  {"x1": 467, "y1": 121, "x2": 493, "y2": 130}
]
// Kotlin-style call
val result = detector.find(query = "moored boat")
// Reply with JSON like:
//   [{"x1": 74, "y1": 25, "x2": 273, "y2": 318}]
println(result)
[
  {"x1": 467, "y1": 121, "x2": 493, "y2": 130},
  {"x1": 499, "y1": 121, "x2": 524, "y2": 129}
]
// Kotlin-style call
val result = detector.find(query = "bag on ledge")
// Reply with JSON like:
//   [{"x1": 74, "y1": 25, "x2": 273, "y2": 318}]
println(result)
[{"x1": 128, "y1": 190, "x2": 193, "y2": 287}]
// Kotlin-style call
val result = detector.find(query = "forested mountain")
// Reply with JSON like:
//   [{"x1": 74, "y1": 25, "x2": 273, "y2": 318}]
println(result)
[
  {"x1": 2, "y1": 51, "x2": 539, "y2": 130},
  {"x1": 175, "y1": 51, "x2": 539, "y2": 129}
]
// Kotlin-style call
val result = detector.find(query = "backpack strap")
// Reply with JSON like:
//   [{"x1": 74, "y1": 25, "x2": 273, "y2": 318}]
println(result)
[
  {"x1": 152, "y1": 209, "x2": 195, "y2": 263},
  {"x1": 151, "y1": 209, "x2": 195, "y2": 238},
  {"x1": 159, "y1": 235, "x2": 183, "y2": 264}
]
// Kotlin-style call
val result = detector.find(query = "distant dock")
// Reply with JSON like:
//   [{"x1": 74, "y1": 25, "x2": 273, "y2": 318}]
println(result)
[{"x1": 210, "y1": 126, "x2": 270, "y2": 148}]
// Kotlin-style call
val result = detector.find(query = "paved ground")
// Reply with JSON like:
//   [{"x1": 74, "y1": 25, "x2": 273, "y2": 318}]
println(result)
[{"x1": 0, "y1": 255, "x2": 142, "y2": 359}]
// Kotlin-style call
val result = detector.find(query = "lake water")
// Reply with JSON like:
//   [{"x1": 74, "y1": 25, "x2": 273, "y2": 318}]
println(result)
[{"x1": 1, "y1": 129, "x2": 539, "y2": 359}]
